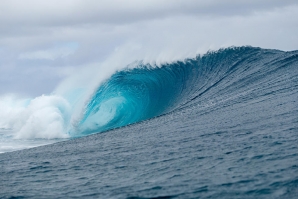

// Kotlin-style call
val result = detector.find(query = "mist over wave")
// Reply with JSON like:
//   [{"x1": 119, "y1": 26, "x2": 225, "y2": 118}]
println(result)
[{"x1": 0, "y1": 46, "x2": 297, "y2": 145}]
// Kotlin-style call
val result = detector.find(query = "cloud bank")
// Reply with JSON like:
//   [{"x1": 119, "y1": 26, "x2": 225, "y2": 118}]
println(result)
[{"x1": 0, "y1": 0, "x2": 298, "y2": 96}]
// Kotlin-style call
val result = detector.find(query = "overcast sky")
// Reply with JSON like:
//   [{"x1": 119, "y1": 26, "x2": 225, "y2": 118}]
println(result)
[{"x1": 1, "y1": 0, "x2": 298, "y2": 97}]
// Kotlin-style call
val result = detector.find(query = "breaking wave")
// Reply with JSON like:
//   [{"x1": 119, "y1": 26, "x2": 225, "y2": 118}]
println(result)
[{"x1": 1, "y1": 46, "x2": 297, "y2": 139}]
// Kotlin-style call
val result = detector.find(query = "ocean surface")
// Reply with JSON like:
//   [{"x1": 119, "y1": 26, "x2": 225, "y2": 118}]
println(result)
[{"x1": 0, "y1": 47, "x2": 298, "y2": 198}]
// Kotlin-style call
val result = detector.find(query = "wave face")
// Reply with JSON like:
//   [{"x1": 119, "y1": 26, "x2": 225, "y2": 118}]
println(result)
[
  {"x1": 75, "y1": 46, "x2": 298, "y2": 135},
  {"x1": 76, "y1": 63, "x2": 197, "y2": 135}
]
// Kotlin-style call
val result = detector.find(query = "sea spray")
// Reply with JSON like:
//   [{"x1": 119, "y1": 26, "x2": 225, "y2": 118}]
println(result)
[{"x1": 0, "y1": 95, "x2": 70, "y2": 139}]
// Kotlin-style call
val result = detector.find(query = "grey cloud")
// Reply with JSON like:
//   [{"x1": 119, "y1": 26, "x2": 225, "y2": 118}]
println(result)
[
  {"x1": 0, "y1": 0, "x2": 297, "y2": 28},
  {"x1": 0, "y1": 66, "x2": 64, "y2": 96},
  {"x1": 0, "y1": 1, "x2": 298, "y2": 96}
]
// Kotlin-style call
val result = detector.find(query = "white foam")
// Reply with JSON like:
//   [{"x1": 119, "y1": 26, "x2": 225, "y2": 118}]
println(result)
[{"x1": 0, "y1": 95, "x2": 71, "y2": 139}]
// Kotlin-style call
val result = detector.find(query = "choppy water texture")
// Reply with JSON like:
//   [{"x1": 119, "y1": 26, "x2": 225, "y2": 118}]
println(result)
[{"x1": 1, "y1": 47, "x2": 298, "y2": 198}]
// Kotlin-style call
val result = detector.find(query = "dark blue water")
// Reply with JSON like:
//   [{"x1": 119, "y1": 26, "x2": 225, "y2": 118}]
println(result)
[{"x1": 1, "y1": 47, "x2": 298, "y2": 198}]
